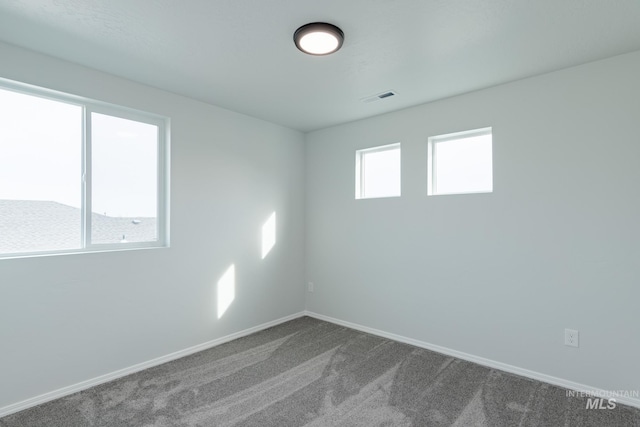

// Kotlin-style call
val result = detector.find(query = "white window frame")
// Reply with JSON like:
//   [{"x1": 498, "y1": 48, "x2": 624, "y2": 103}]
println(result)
[
  {"x1": 427, "y1": 127, "x2": 492, "y2": 196},
  {"x1": 0, "y1": 77, "x2": 170, "y2": 259},
  {"x1": 355, "y1": 143, "x2": 401, "y2": 200}
]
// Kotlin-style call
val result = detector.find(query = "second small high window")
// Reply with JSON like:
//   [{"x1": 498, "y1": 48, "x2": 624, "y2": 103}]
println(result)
[
  {"x1": 355, "y1": 143, "x2": 401, "y2": 199},
  {"x1": 428, "y1": 127, "x2": 492, "y2": 196}
]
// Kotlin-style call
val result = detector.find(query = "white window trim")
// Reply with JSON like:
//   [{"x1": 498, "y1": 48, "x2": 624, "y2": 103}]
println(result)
[
  {"x1": 0, "y1": 77, "x2": 170, "y2": 259},
  {"x1": 427, "y1": 127, "x2": 492, "y2": 196},
  {"x1": 355, "y1": 142, "x2": 401, "y2": 200}
]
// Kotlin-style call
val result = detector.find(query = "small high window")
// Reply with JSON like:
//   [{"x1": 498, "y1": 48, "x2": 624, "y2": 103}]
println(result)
[
  {"x1": 428, "y1": 128, "x2": 492, "y2": 196},
  {"x1": 355, "y1": 143, "x2": 401, "y2": 199}
]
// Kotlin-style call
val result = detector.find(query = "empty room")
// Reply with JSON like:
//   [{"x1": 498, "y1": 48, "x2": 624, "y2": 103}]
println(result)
[{"x1": 0, "y1": 1, "x2": 639, "y2": 426}]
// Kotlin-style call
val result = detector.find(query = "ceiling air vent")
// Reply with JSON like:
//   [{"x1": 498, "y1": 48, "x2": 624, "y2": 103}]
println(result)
[{"x1": 360, "y1": 90, "x2": 397, "y2": 104}]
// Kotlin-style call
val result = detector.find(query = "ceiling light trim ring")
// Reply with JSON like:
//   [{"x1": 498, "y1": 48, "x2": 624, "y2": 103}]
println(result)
[{"x1": 294, "y1": 22, "x2": 344, "y2": 56}]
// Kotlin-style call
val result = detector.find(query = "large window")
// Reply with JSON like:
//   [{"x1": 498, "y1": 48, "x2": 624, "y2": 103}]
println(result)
[
  {"x1": 355, "y1": 143, "x2": 401, "y2": 199},
  {"x1": 0, "y1": 79, "x2": 169, "y2": 258},
  {"x1": 428, "y1": 128, "x2": 492, "y2": 196}
]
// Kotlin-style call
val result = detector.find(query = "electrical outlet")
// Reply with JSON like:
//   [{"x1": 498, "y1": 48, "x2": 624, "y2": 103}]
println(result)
[
  {"x1": 308, "y1": 282, "x2": 314, "y2": 293},
  {"x1": 565, "y1": 329, "x2": 579, "y2": 347}
]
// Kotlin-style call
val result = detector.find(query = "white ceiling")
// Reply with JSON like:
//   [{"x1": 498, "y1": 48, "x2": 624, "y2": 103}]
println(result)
[{"x1": 0, "y1": 0, "x2": 639, "y2": 132}]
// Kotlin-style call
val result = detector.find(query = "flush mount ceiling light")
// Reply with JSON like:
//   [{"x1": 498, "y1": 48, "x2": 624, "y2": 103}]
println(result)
[{"x1": 294, "y1": 22, "x2": 344, "y2": 56}]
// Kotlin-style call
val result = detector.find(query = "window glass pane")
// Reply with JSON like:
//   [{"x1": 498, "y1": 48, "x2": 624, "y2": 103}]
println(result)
[
  {"x1": 91, "y1": 113, "x2": 158, "y2": 244},
  {"x1": 361, "y1": 147, "x2": 400, "y2": 198},
  {"x1": 0, "y1": 88, "x2": 82, "y2": 254},
  {"x1": 433, "y1": 132, "x2": 492, "y2": 195}
]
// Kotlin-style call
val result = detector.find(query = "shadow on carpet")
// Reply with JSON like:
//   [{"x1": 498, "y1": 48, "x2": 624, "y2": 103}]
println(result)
[{"x1": 1, "y1": 317, "x2": 639, "y2": 426}]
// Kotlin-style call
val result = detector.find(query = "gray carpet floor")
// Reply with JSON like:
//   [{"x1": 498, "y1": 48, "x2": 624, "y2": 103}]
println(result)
[{"x1": 1, "y1": 316, "x2": 639, "y2": 426}]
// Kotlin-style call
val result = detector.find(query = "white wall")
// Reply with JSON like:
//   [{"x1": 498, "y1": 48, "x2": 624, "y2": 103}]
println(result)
[
  {"x1": 305, "y1": 51, "x2": 640, "y2": 395},
  {"x1": 0, "y1": 42, "x2": 306, "y2": 409}
]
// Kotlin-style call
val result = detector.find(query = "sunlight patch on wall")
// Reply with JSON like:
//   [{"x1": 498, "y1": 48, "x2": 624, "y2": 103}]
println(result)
[
  {"x1": 261, "y1": 212, "x2": 276, "y2": 259},
  {"x1": 217, "y1": 264, "x2": 235, "y2": 319}
]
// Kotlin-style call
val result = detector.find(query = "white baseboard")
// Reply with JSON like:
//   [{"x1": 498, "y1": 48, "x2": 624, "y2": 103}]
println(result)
[
  {"x1": 304, "y1": 311, "x2": 640, "y2": 410},
  {"x1": 0, "y1": 311, "x2": 306, "y2": 418},
  {"x1": 3, "y1": 310, "x2": 638, "y2": 418}
]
